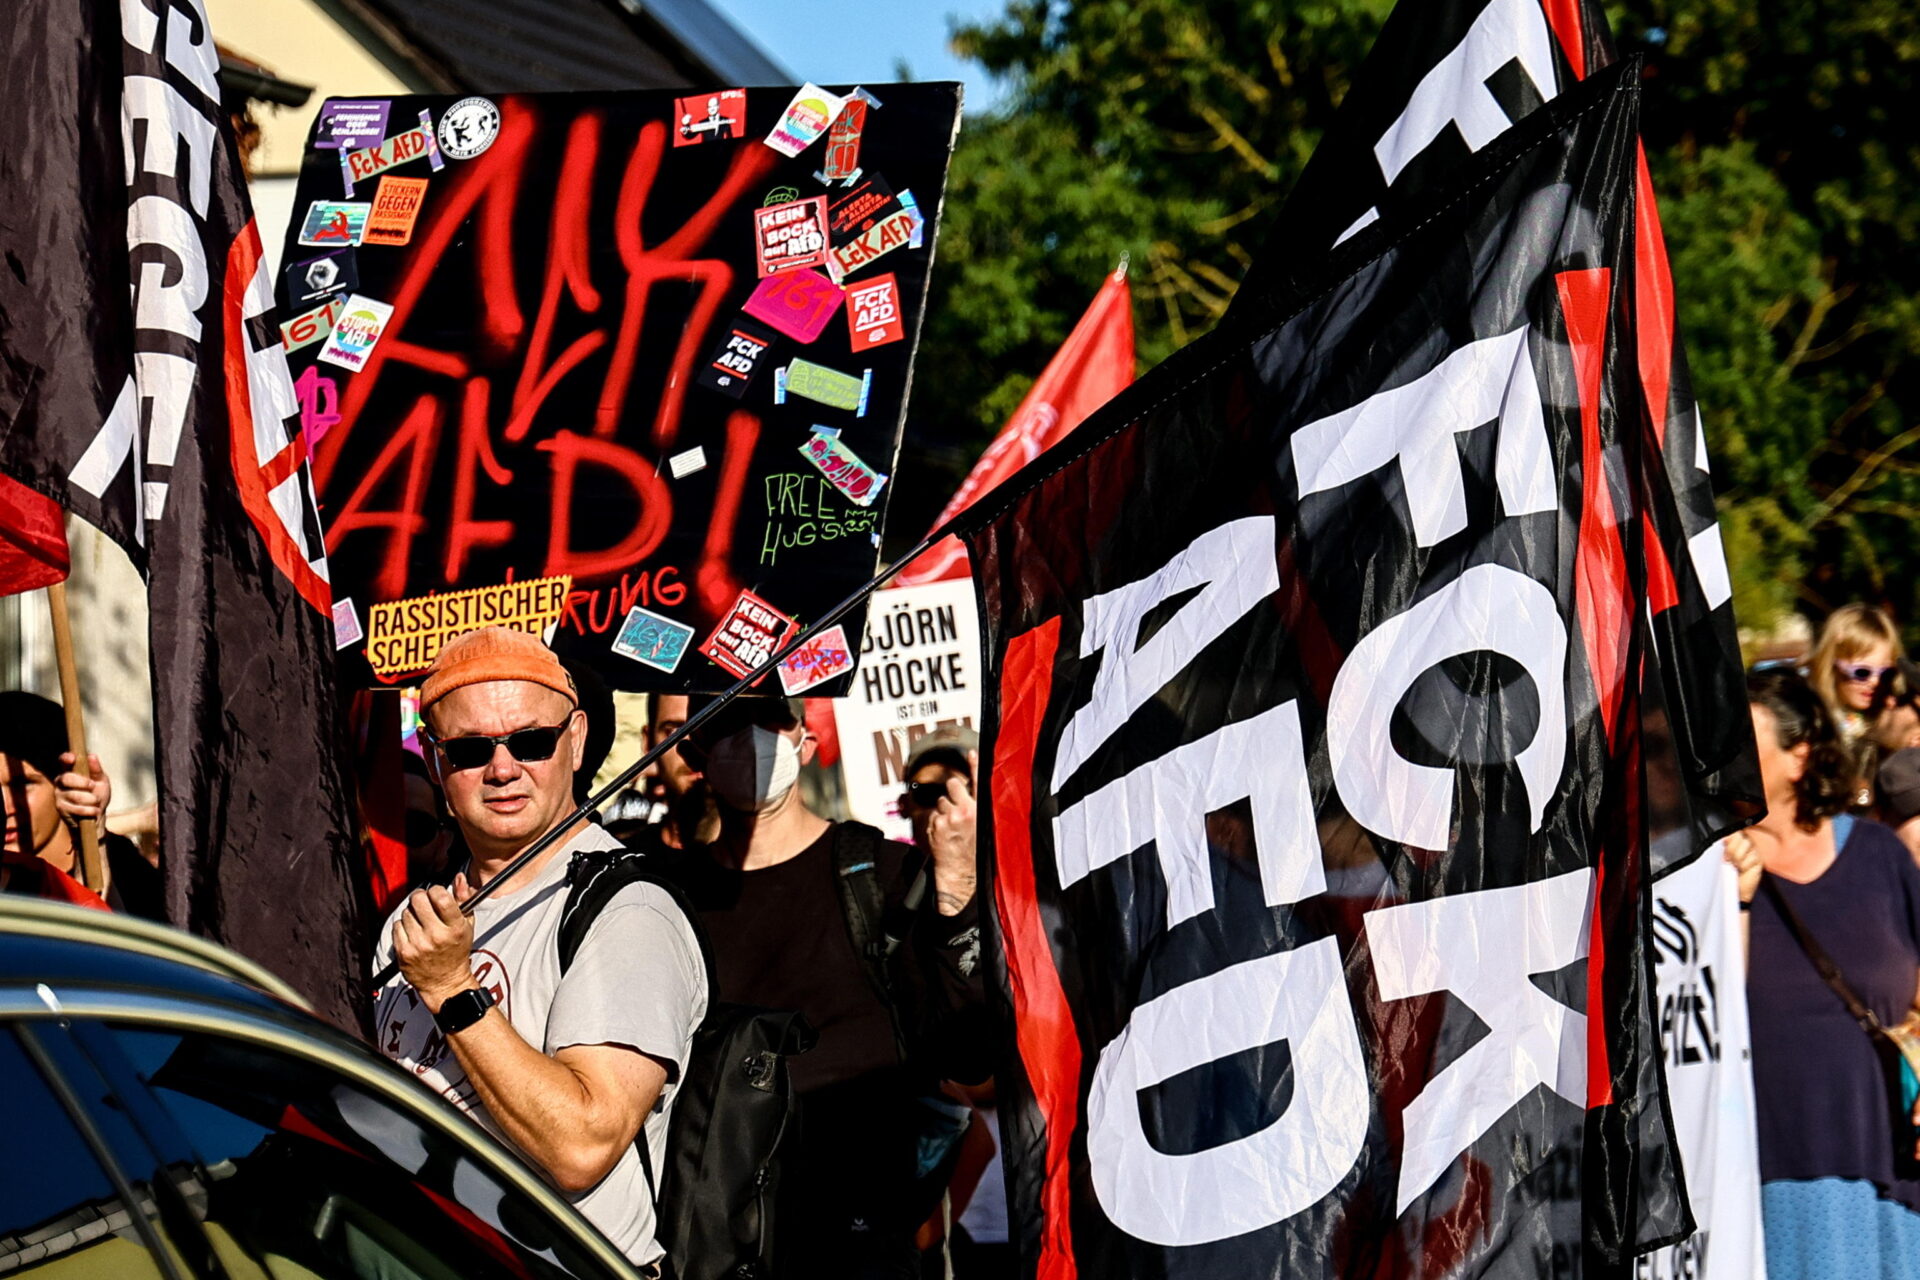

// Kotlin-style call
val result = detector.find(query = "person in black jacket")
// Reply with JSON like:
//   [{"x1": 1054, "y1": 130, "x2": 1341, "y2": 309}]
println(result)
[{"x1": 660, "y1": 694, "x2": 985, "y2": 1279}]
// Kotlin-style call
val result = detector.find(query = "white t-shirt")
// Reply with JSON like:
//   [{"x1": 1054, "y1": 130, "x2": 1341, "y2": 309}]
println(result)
[{"x1": 372, "y1": 824, "x2": 707, "y2": 1266}]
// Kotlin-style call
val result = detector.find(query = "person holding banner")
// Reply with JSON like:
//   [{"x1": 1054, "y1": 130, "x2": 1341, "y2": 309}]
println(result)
[
  {"x1": 371, "y1": 628, "x2": 707, "y2": 1272},
  {"x1": 1737, "y1": 667, "x2": 1920, "y2": 1278}
]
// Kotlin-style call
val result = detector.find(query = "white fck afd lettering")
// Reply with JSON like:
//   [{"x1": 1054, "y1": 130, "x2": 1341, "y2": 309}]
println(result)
[
  {"x1": 1337, "y1": 0, "x2": 1557, "y2": 244},
  {"x1": 68, "y1": 0, "x2": 224, "y2": 531},
  {"x1": 1053, "y1": 427, "x2": 1584, "y2": 1237}
]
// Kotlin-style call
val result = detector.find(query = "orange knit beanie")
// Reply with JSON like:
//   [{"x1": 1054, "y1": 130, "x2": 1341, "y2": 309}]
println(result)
[{"x1": 418, "y1": 627, "x2": 578, "y2": 710}]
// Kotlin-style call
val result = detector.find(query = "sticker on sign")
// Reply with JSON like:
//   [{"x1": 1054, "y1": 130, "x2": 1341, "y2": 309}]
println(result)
[
  {"x1": 845, "y1": 273, "x2": 903, "y2": 351},
  {"x1": 612, "y1": 606, "x2": 696, "y2": 673},
  {"x1": 317, "y1": 295, "x2": 396, "y2": 372},
  {"x1": 778, "y1": 625, "x2": 855, "y2": 694},
  {"x1": 700, "y1": 589, "x2": 797, "y2": 679}
]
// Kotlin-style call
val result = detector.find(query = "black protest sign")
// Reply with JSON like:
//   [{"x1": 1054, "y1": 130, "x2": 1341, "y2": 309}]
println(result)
[{"x1": 279, "y1": 85, "x2": 959, "y2": 691}]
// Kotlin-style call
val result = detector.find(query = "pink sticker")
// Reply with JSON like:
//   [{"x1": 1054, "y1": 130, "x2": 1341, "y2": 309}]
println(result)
[
  {"x1": 778, "y1": 625, "x2": 855, "y2": 694},
  {"x1": 743, "y1": 269, "x2": 846, "y2": 344},
  {"x1": 295, "y1": 365, "x2": 341, "y2": 450}
]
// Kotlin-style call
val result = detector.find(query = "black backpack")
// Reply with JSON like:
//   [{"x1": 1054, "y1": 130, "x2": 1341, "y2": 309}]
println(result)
[{"x1": 557, "y1": 847, "x2": 815, "y2": 1280}]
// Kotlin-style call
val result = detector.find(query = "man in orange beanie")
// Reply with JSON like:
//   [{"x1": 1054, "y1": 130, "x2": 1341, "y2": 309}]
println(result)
[{"x1": 370, "y1": 626, "x2": 705, "y2": 1271}]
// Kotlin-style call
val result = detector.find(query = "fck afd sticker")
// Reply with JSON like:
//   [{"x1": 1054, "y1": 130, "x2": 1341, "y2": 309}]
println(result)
[
  {"x1": 778, "y1": 625, "x2": 855, "y2": 694},
  {"x1": 697, "y1": 320, "x2": 777, "y2": 398},
  {"x1": 340, "y1": 109, "x2": 443, "y2": 197},
  {"x1": 845, "y1": 274, "x2": 903, "y2": 352}
]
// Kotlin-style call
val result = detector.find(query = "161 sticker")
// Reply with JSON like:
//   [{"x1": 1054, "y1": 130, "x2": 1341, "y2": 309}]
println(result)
[
  {"x1": 744, "y1": 270, "x2": 844, "y2": 344},
  {"x1": 845, "y1": 274, "x2": 903, "y2": 351}
]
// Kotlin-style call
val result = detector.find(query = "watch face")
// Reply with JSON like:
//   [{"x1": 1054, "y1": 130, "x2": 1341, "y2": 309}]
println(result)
[{"x1": 436, "y1": 987, "x2": 494, "y2": 1033}]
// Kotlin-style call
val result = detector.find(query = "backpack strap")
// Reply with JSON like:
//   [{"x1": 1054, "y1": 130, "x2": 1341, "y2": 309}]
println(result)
[
  {"x1": 555, "y1": 845, "x2": 719, "y2": 1206},
  {"x1": 831, "y1": 821, "x2": 919, "y2": 1056}
]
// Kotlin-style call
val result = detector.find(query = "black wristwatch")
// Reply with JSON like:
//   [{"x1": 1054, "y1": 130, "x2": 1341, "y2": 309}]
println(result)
[{"x1": 432, "y1": 986, "x2": 497, "y2": 1036}]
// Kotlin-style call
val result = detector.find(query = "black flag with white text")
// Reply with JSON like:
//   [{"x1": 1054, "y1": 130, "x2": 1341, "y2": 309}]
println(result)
[
  {"x1": 1239, "y1": 0, "x2": 1762, "y2": 874},
  {"x1": 955, "y1": 65, "x2": 1686, "y2": 1278},
  {"x1": 0, "y1": 0, "x2": 368, "y2": 1030}
]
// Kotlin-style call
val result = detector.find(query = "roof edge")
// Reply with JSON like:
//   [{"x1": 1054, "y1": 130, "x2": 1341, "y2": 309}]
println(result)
[{"x1": 615, "y1": 0, "x2": 793, "y2": 85}]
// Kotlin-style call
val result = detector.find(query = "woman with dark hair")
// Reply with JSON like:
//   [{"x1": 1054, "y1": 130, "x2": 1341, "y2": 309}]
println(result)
[{"x1": 1737, "y1": 667, "x2": 1920, "y2": 1276}]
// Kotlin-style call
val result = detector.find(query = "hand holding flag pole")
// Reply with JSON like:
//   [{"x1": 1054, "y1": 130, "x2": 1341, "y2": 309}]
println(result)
[
  {"x1": 370, "y1": 527, "x2": 945, "y2": 990},
  {"x1": 45, "y1": 582, "x2": 108, "y2": 897}
]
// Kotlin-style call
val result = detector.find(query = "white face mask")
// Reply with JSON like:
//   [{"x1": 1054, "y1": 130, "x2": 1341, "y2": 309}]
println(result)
[{"x1": 703, "y1": 726, "x2": 801, "y2": 814}]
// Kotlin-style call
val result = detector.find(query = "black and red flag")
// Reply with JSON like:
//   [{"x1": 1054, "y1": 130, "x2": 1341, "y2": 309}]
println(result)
[
  {"x1": 0, "y1": 0, "x2": 368, "y2": 1029},
  {"x1": 1235, "y1": 0, "x2": 1763, "y2": 872},
  {"x1": 950, "y1": 65, "x2": 1693, "y2": 1276}
]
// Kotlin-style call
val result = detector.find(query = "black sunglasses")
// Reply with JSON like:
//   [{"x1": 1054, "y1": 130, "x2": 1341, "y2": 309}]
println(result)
[{"x1": 428, "y1": 719, "x2": 572, "y2": 771}]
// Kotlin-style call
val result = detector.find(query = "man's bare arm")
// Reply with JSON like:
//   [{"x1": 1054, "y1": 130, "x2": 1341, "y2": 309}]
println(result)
[{"x1": 394, "y1": 882, "x2": 667, "y2": 1193}]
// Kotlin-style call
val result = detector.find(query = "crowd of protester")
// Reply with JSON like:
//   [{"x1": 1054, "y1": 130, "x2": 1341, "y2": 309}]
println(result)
[
  {"x1": 17, "y1": 607, "x2": 1920, "y2": 1276},
  {"x1": 1736, "y1": 605, "x2": 1920, "y2": 1278}
]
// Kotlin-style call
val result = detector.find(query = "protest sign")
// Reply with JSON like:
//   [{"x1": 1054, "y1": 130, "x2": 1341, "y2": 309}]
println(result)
[
  {"x1": 1646, "y1": 849, "x2": 1766, "y2": 1279},
  {"x1": 831, "y1": 579, "x2": 980, "y2": 840},
  {"x1": 278, "y1": 85, "x2": 960, "y2": 691}
]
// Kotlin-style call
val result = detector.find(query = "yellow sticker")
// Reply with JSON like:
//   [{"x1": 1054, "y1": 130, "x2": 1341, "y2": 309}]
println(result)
[{"x1": 365, "y1": 575, "x2": 571, "y2": 680}]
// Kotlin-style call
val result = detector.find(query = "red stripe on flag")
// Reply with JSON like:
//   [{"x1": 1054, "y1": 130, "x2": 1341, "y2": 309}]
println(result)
[
  {"x1": 992, "y1": 616, "x2": 1080, "y2": 1280},
  {"x1": 1644, "y1": 511, "x2": 1680, "y2": 614},
  {"x1": 1559, "y1": 267, "x2": 1628, "y2": 1108},
  {"x1": 1632, "y1": 145, "x2": 1677, "y2": 447},
  {"x1": 1538, "y1": 0, "x2": 1589, "y2": 77}
]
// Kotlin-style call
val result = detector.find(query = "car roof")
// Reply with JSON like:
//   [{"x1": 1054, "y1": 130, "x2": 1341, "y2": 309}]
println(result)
[
  {"x1": 0, "y1": 897, "x2": 647, "y2": 1279},
  {"x1": 0, "y1": 896, "x2": 309, "y2": 1016}
]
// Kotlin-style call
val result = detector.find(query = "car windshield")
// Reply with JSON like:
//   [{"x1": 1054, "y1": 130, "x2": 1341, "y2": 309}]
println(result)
[{"x1": 81, "y1": 1022, "x2": 619, "y2": 1280}]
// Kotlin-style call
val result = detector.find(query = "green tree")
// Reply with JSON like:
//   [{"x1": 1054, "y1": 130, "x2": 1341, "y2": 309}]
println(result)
[
  {"x1": 900, "y1": 0, "x2": 1920, "y2": 649},
  {"x1": 890, "y1": 0, "x2": 1390, "y2": 545}
]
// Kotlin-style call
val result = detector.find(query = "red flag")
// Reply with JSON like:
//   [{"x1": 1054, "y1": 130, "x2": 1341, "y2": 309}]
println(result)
[
  {"x1": 0, "y1": 473, "x2": 69, "y2": 595},
  {"x1": 894, "y1": 267, "x2": 1134, "y2": 587}
]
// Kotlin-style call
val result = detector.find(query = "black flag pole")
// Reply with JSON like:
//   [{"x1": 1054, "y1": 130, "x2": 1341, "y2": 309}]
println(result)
[{"x1": 370, "y1": 527, "x2": 944, "y2": 990}]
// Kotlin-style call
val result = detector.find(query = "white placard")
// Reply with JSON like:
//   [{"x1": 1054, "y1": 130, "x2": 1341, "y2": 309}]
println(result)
[
  {"x1": 831, "y1": 578, "x2": 982, "y2": 841},
  {"x1": 1645, "y1": 847, "x2": 1767, "y2": 1280}
]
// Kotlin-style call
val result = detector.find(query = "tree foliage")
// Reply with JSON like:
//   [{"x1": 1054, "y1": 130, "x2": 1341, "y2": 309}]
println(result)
[{"x1": 899, "y1": 0, "x2": 1920, "y2": 645}]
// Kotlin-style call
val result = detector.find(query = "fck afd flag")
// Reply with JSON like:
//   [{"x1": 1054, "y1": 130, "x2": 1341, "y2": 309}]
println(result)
[
  {"x1": 951, "y1": 66, "x2": 1689, "y2": 1277},
  {"x1": 1237, "y1": 0, "x2": 1763, "y2": 872},
  {"x1": 0, "y1": 0, "x2": 369, "y2": 1029}
]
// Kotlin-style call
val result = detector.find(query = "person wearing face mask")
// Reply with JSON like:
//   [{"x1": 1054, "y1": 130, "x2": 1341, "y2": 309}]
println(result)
[{"x1": 661, "y1": 695, "x2": 987, "y2": 1279}]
